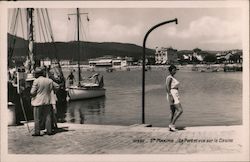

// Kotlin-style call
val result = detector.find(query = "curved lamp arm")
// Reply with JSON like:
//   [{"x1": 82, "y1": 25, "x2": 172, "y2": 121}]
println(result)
[{"x1": 142, "y1": 18, "x2": 178, "y2": 124}]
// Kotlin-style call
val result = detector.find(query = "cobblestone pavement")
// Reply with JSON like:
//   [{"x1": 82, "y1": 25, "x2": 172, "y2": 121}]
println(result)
[{"x1": 8, "y1": 123, "x2": 242, "y2": 154}]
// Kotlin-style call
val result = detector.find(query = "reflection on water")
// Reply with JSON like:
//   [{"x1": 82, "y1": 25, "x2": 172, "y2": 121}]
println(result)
[{"x1": 66, "y1": 97, "x2": 106, "y2": 124}]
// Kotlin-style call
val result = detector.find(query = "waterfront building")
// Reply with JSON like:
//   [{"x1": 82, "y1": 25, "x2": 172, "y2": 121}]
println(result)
[
  {"x1": 112, "y1": 58, "x2": 127, "y2": 68},
  {"x1": 88, "y1": 56, "x2": 133, "y2": 68},
  {"x1": 40, "y1": 57, "x2": 52, "y2": 67},
  {"x1": 41, "y1": 58, "x2": 71, "y2": 67},
  {"x1": 60, "y1": 60, "x2": 70, "y2": 66},
  {"x1": 89, "y1": 56, "x2": 113, "y2": 68},
  {"x1": 155, "y1": 47, "x2": 178, "y2": 64},
  {"x1": 216, "y1": 50, "x2": 242, "y2": 64}
]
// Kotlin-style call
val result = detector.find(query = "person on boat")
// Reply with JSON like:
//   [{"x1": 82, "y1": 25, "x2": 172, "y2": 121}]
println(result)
[
  {"x1": 30, "y1": 67, "x2": 59, "y2": 136},
  {"x1": 90, "y1": 73, "x2": 100, "y2": 84},
  {"x1": 165, "y1": 64, "x2": 183, "y2": 132},
  {"x1": 67, "y1": 71, "x2": 76, "y2": 86}
]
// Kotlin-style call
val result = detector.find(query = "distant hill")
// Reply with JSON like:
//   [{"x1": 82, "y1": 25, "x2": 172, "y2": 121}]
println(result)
[
  {"x1": 8, "y1": 34, "x2": 155, "y2": 61},
  {"x1": 8, "y1": 34, "x2": 242, "y2": 62}
]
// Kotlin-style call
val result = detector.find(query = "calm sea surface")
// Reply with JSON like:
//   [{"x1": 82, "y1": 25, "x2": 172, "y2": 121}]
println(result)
[{"x1": 62, "y1": 68, "x2": 242, "y2": 127}]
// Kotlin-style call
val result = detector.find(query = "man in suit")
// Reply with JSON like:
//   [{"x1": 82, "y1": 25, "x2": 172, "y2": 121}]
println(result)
[{"x1": 30, "y1": 67, "x2": 59, "y2": 136}]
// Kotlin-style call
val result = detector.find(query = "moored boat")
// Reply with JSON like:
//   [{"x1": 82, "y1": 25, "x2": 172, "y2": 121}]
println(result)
[
  {"x1": 67, "y1": 85, "x2": 105, "y2": 100},
  {"x1": 67, "y1": 8, "x2": 106, "y2": 101}
]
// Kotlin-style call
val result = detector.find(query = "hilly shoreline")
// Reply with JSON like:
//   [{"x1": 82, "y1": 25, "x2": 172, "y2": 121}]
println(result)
[{"x1": 8, "y1": 34, "x2": 155, "y2": 61}]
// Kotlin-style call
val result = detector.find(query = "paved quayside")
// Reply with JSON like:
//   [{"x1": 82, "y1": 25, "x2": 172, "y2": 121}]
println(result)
[{"x1": 8, "y1": 123, "x2": 242, "y2": 154}]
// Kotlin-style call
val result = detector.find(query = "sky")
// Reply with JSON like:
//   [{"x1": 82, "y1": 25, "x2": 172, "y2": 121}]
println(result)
[{"x1": 8, "y1": 7, "x2": 244, "y2": 51}]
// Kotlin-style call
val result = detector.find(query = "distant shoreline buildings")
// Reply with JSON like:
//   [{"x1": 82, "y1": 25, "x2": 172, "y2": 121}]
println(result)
[
  {"x1": 89, "y1": 56, "x2": 133, "y2": 68},
  {"x1": 39, "y1": 55, "x2": 134, "y2": 69},
  {"x1": 11, "y1": 47, "x2": 243, "y2": 69},
  {"x1": 154, "y1": 46, "x2": 242, "y2": 65}
]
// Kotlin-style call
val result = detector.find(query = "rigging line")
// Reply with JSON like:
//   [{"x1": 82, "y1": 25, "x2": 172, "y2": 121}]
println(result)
[
  {"x1": 74, "y1": 18, "x2": 77, "y2": 42},
  {"x1": 79, "y1": 17, "x2": 84, "y2": 59},
  {"x1": 45, "y1": 9, "x2": 61, "y2": 61},
  {"x1": 36, "y1": 9, "x2": 46, "y2": 59},
  {"x1": 86, "y1": 13, "x2": 90, "y2": 40},
  {"x1": 45, "y1": 9, "x2": 54, "y2": 41},
  {"x1": 9, "y1": 8, "x2": 20, "y2": 60},
  {"x1": 36, "y1": 10, "x2": 43, "y2": 42},
  {"x1": 80, "y1": 17, "x2": 87, "y2": 58},
  {"x1": 8, "y1": 9, "x2": 13, "y2": 33},
  {"x1": 8, "y1": 9, "x2": 15, "y2": 57},
  {"x1": 37, "y1": 9, "x2": 47, "y2": 42},
  {"x1": 12, "y1": 9, "x2": 19, "y2": 34},
  {"x1": 45, "y1": 9, "x2": 65, "y2": 79},
  {"x1": 39, "y1": 8, "x2": 51, "y2": 63},
  {"x1": 9, "y1": 9, "x2": 16, "y2": 34},
  {"x1": 8, "y1": 9, "x2": 17, "y2": 45},
  {"x1": 10, "y1": 9, "x2": 19, "y2": 39},
  {"x1": 19, "y1": 9, "x2": 25, "y2": 40},
  {"x1": 13, "y1": 9, "x2": 20, "y2": 36},
  {"x1": 43, "y1": 9, "x2": 53, "y2": 63},
  {"x1": 19, "y1": 95, "x2": 31, "y2": 133},
  {"x1": 20, "y1": 9, "x2": 29, "y2": 58},
  {"x1": 79, "y1": 16, "x2": 87, "y2": 40},
  {"x1": 41, "y1": 9, "x2": 50, "y2": 42}
]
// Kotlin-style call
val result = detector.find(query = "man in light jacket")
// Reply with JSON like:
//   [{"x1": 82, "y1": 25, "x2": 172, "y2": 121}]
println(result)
[{"x1": 30, "y1": 67, "x2": 59, "y2": 136}]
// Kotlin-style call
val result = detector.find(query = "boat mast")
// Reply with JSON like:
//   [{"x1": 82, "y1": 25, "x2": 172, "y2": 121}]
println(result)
[
  {"x1": 27, "y1": 8, "x2": 35, "y2": 73},
  {"x1": 77, "y1": 8, "x2": 81, "y2": 86},
  {"x1": 68, "y1": 8, "x2": 88, "y2": 86}
]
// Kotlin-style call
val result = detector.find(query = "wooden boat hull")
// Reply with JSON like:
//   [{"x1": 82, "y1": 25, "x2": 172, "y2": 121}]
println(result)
[{"x1": 67, "y1": 86, "x2": 106, "y2": 100}]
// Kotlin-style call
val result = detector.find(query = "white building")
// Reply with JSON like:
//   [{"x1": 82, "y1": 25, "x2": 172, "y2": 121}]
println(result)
[
  {"x1": 89, "y1": 59, "x2": 113, "y2": 68},
  {"x1": 112, "y1": 58, "x2": 128, "y2": 68},
  {"x1": 60, "y1": 60, "x2": 70, "y2": 66},
  {"x1": 40, "y1": 57, "x2": 52, "y2": 67},
  {"x1": 155, "y1": 47, "x2": 177, "y2": 64},
  {"x1": 89, "y1": 56, "x2": 132, "y2": 68},
  {"x1": 40, "y1": 58, "x2": 71, "y2": 67}
]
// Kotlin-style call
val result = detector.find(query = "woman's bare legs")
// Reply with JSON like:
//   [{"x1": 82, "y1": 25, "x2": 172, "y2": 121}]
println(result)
[
  {"x1": 170, "y1": 105, "x2": 175, "y2": 124},
  {"x1": 171, "y1": 103, "x2": 183, "y2": 125}
]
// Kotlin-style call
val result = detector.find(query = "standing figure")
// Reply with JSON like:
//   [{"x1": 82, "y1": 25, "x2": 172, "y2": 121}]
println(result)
[
  {"x1": 67, "y1": 71, "x2": 75, "y2": 86},
  {"x1": 166, "y1": 65, "x2": 183, "y2": 132},
  {"x1": 50, "y1": 89, "x2": 58, "y2": 130},
  {"x1": 48, "y1": 70, "x2": 58, "y2": 129},
  {"x1": 30, "y1": 67, "x2": 59, "y2": 136},
  {"x1": 54, "y1": 74, "x2": 67, "y2": 123}
]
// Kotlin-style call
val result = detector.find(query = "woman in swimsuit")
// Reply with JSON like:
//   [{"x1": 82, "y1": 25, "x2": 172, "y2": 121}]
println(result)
[{"x1": 166, "y1": 64, "x2": 183, "y2": 132}]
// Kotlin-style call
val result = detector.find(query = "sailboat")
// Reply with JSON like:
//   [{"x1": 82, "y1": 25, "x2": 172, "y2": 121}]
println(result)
[{"x1": 67, "y1": 8, "x2": 106, "y2": 100}]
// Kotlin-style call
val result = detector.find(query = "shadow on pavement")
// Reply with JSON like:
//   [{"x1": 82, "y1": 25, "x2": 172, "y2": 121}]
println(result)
[
  {"x1": 54, "y1": 127, "x2": 74, "y2": 134},
  {"x1": 176, "y1": 126, "x2": 186, "y2": 131}
]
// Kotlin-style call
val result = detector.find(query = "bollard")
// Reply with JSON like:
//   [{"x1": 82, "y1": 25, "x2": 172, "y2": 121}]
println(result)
[{"x1": 8, "y1": 102, "x2": 16, "y2": 126}]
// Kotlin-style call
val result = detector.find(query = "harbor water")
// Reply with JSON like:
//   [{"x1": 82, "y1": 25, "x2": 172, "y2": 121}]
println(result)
[{"x1": 62, "y1": 68, "x2": 242, "y2": 127}]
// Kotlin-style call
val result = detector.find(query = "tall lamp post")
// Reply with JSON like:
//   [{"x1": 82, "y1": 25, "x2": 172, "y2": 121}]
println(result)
[{"x1": 142, "y1": 18, "x2": 178, "y2": 124}]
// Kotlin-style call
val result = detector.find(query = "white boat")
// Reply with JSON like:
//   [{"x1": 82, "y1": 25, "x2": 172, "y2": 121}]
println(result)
[
  {"x1": 67, "y1": 74, "x2": 106, "y2": 100},
  {"x1": 67, "y1": 85, "x2": 105, "y2": 100},
  {"x1": 67, "y1": 8, "x2": 106, "y2": 101}
]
